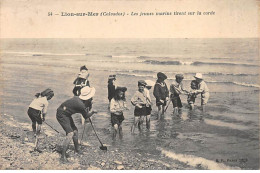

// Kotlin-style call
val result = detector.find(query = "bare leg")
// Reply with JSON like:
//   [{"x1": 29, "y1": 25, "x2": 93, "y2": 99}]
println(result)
[
  {"x1": 173, "y1": 107, "x2": 178, "y2": 116},
  {"x1": 118, "y1": 125, "x2": 123, "y2": 139},
  {"x1": 138, "y1": 116, "x2": 144, "y2": 131},
  {"x1": 61, "y1": 132, "x2": 73, "y2": 163},
  {"x1": 146, "y1": 115, "x2": 151, "y2": 130},
  {"x1": 202, "y1": 105, "x2": 206, "y2": 112},
  {"x1": 112, "y1": 124, "x2": 118, "y2": 140},
  {"x1": 73, "y1": 130, "x2": 82, "y2": 154},
  {"x1": 161, "y1": 105, "x2": 166, "y2": 119},
  {"x1": 36, "y1": 124, "x2": 42, "y2": 135},
  {"x1": 131, "y1": 116, "x2": 139, "y2": 134},
  {"x1": 157, "y1": 106, "x2": 162, "y2": 120}
]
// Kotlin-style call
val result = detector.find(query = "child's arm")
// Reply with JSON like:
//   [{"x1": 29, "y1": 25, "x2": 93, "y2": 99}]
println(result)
[{"x1": 131, "y1": 93, "x2": 142, "y2": 108}]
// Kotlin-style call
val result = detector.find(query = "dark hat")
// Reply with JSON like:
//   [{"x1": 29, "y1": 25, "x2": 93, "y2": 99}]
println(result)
[
  {"x1": 175, "y1": 74, "x2": 184, "y2": 79},
  {"x1": 41, "y1": 88, "x2": 54, "y2": 97},
  {"x1": 138, "y1": 80, "x2": 147, "y2": 86},
  {"x1": 115, "y1": 86, "x2": 127, "y2": 92},
  {"x1": 108, "y1": 75, "x2": 116, "y2": 80},
  {"x1": 157, "y1": 72, "x2": 167, "y2": 80},
  {"x1": 80, "y1": 65, "x2": 88, "y2": 71}
]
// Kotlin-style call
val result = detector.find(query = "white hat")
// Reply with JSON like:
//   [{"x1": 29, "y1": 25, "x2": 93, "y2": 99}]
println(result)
[
  {"x1": 79, "y1": 86, "x2": 96, "y2": 100},
  {"x1": 194, "y1": 73, "x2": 203, "y2": 79},
  {"x1": 145, "y1": 80, "x2": 155, "y2": 87}
]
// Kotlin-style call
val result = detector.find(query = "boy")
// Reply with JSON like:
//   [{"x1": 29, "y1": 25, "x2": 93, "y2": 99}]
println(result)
[
  {"x1": 153, "y1": 72, "x2": 169, "y2": 119},
  {"x1": 187, "y1": 80, "x2": 198, "y2": 110},
  {"x1": 170, "y1": 74, "x2": 188, "y2": 115},
  {"x1": 56, "y1": 86, "x2": 97, "y2": 163},
  {"x1": 144, "y1": 80, "x2": 154, "y2": 130}
]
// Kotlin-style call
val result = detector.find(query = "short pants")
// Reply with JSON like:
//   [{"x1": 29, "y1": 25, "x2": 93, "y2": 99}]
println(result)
[
  {"x1": 28, "y1": 107, "x2": 42, "y2": 124},
  {"x1": 56, "y1": 110, "x2": 77, "y2": 134},
  {"x1": 171, "y1": 96, "x2": 182, "y2": 108},
  {"x1": 156, "y1": 99, "x2": 167, "y2": 106},
  {"x1": 146, "y1": 106, "x2": 152, "y2": 115},
  {"x1": 111, "y1": 113, "x2": 124, "y2": 126},
  {"x1": 134, "y1": 106, "x2": 146, "y2": 116},
  {"x1": 187, "y1": 94, "x2": 196, "y2": 105}
]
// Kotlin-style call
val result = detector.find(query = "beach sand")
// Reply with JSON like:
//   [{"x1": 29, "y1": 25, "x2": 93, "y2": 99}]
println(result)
[{"x1": 0, "y1": 113, "x2": 193, "y2": 170}]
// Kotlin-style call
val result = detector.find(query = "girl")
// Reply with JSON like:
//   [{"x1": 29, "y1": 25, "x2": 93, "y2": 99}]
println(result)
[
  {"x1": 28, "y1": 88, "x2": 54, "y2": 136},
  {"x1": 110, "y1": 87, "x2": 128, "y2": 140}
]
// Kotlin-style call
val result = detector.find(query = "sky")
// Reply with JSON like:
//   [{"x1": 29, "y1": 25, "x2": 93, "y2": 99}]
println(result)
[{"x1": 0, "y1": 0, "x2": 259, "y2": 38}]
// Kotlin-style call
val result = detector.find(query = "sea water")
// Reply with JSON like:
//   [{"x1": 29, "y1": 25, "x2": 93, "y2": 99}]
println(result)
[{"x1": 0, "y1": 38, "x2": 259, "y2": 169}]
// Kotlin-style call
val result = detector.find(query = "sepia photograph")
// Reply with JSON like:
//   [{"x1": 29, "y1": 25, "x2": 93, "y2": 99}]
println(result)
[{"x1": 0, "y1": 0, "x2": 259, "y2": 170}]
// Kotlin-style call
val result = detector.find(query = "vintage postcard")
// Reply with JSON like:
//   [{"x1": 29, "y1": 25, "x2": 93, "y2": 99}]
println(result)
[{"x1": 0, "y1": 0, "x2": 259, "y2": 170}]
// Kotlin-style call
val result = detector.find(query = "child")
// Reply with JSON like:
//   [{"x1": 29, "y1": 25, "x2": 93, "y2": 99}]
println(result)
[
  {"x1": 170, "y1": 74, "x2": 189, "y2": 115},
  {"x1": 193, "y1": 73, "x2": 210, "y2": 112},
  {"x1": 107, "y1": 75, "x2": 117, "y2": 105},
  {"x1": 131, "y1": 80, "x2": 149, "y2": 133},
  {"x1": 28, "y1": 88, "x2": 54, "y2": 137},
  {"x1": 187, "y1": 80, "x2": 198, "y2": 110},
  {"x1": 153, "y1": 72, "x2": 169, "y2": 120},
  {"x1": 144, "y1": 80, "x2": 154, "y2": 130},
  {"x1": 56, "y1": 86, "x2": 97, "y2": 163},
  {"x1": 110, "y1": 87, "x2": 128, "y2": 140},
  {"x1": 73, "y1": 65, "x2": 90, "y2": 96}
]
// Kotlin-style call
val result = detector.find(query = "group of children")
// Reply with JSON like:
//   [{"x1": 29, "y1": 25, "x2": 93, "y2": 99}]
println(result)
[
  {"x1": 27, "y1": 65, "x2": 209, "y2": 162},
  {"x1": 107, "y1": 72, "x2": 210, "y2": 139}
]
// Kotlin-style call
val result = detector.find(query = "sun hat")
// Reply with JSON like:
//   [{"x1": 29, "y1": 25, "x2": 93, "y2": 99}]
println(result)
[
  {"x1": 175, "y1": 74, "x2": 184, "y2": 79},
  {"x1": 138, "y1": 80, "x2": 147, "y2": 86},
  {"x1": 194, "y1": 73, "x2": 203, "y2": 79},
  {"x1": 79, "y1": 86, "x2": 96, "y2": 100},
  {"x1": 145, "y1": 80, "x2": 155, "y2": 87},
  {"x1": 108, "y1": 75, "x2": 116, "y2": 80},
  {"x1": 157, "y1": 72, "x2": 167, "y2": 80}
]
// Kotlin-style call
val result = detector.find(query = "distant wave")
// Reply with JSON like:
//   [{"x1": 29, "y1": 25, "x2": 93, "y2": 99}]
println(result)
[
  {"x1": 144, "y1": 60, "x2": 181, "y2": 65},
  {"x1": 144, "y1": 60, "x2": 258, "y2": 67},
  {"x1": 3, "y1": 51, "x2": 86, "y2": 56},
  {"x1": 208, "y1": 81, "x2": 260, "y2": 88},
  {"x1": 112, "y1": 55, "x2": 138, "y2": 59},
  {"x1": 192, "y1": 61, "x2": 258, "y2": 67},
  {"x1": 101, "y1": 69, "x2": 258, "y2": 77}
]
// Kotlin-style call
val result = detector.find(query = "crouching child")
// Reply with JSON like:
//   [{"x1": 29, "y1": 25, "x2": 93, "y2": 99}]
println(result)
[{"x1": 56, "y1": 86, "x2": 97, "y2": 163}]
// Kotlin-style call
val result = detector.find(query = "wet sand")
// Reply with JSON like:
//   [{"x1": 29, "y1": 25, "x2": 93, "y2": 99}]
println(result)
[{"x1": 0, "y1": 113, "x2": 195, "y2": 170}]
